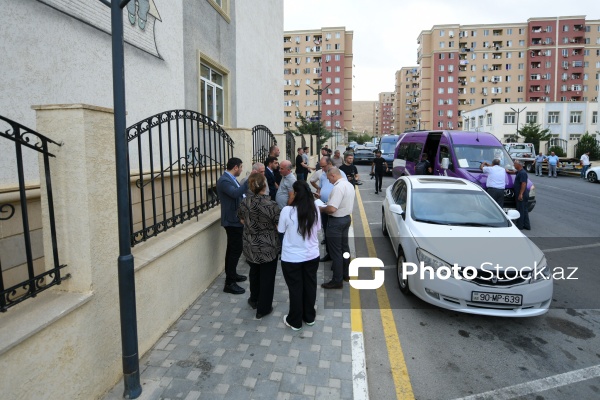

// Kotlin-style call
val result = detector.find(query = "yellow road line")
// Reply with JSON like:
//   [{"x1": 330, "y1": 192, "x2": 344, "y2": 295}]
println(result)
[{"x1": 355, "y1": 189, "x2": 415, "y2": 400}]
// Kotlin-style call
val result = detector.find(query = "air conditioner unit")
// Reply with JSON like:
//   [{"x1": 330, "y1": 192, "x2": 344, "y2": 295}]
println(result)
[{"x1": 449, "y1": 34, "x2": 454, "y2": 38}]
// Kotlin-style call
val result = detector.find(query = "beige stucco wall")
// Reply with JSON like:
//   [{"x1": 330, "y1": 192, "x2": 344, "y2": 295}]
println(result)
[{"x1": 0, "y1": 105, "x2": 227, "y2": 399}]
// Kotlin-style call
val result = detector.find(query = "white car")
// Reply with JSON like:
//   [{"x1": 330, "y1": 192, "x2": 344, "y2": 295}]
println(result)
[
  {"x1": 381, "y1": 176, "x2": 553, "y2": 317},
  {"x1": 584, "y1": 165, "x2": 599, "y2": 183}
]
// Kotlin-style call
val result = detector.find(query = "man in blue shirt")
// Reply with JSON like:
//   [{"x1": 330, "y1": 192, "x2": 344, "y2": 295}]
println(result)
[
  {"x1": 546, "y1": 151, "x2": 559, "y2": 178},
  {"x1": 513, "y1": 160, "x2": 531, "y2": 230},
  {"x1": 534, "y1": 152, "x2": 546, "y2": 176}
]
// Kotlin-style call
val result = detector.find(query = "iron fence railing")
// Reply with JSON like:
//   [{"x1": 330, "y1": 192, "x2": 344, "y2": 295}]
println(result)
[
  {"x1": 127, "y1": 110, "x2": 234, "y2": 246},
  {"x1": 546, "y1": 138, "x2": 568, "y2": 155},
  {"x1": 0, "y1": 115, "x2": 68, "y2": 312},
  {"x1": 251, "y1": 125, "x2": 277, "y2": 165},
  {"x1": 285, "y1": 131, "x2": 296, "y2": 166}
]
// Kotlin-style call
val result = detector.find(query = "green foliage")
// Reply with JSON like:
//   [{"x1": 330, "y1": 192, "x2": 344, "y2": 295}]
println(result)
[
  {"x1": 517, "y1": 123, "x2": 551, "y2": 152},
  {"x1": 347, "y1": 131, "x2": 372, "y2": 145},
  {"x1": 292, "y1": 114, "x2": 331, "y2": 148},
  {"x1": 548, "y1": 146, "x2": 566, "y2": 157},
  {"x1": 575, "y1": 132, "x2": 600, "y2": 159}
]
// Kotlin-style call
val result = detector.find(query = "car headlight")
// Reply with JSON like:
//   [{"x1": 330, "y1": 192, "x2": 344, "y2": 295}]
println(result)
[
  {"x1": 529, "y1": 184, "x2": 536, "y2": 198},
  {"x1": 530, "y1": 255, "x2": 550, "y2": 283},
  {"x1": 416, "y1": 248, "x2": 450, "y2": 271}
]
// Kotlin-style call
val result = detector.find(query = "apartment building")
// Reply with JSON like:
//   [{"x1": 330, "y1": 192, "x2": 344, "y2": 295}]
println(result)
[
  {"x1": 352, "y1": 101, "x2": 377, "y2": 135},
  {"x1": 376, "y1": 92, "x2": 396, "y2": 136},
  {"x1": 283, "y1": 27, "x2": 353, "y2": 133},
  {"x1": 396, "y1": 67, "x2": 421, "y2": 132},
  {"x1": 396, "y1": 16, "x2": 600, "y2": 132}
]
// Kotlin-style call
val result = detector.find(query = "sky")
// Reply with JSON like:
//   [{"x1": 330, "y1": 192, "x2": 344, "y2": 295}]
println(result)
[{"x1": 284, "y1": 0, "x2": 598, "y2": 101}]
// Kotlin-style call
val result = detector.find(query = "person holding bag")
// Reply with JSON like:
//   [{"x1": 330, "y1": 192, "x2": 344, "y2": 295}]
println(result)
[
  {"x1": 278, "y1": 181, "x2": 322, "y2": 331},
  {"x1": 237, "y1": 173, "x2": 281, "y2": 319}
]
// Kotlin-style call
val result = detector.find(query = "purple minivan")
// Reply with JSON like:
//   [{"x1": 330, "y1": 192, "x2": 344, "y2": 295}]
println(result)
[{"x1": 392, "y1": 130, "x2": 536, "y2": 211}]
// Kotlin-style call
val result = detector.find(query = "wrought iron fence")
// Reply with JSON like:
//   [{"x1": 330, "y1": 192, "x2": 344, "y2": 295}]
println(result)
[
  {"x1": 0, "y1": 115, "x2": 68, "y2": 312},
  {"x1": 127, "y1": 110, "x2": 234, "y2": 246},
  {"x1": 546, "y1": 138, "x2": 568, "y2": 156},
  {"x1": 251, "y1": 125, "x2": 277, "y2": 165},
  {"x1": 285, "y1": 131, "x2": 296, "y2": 166}
]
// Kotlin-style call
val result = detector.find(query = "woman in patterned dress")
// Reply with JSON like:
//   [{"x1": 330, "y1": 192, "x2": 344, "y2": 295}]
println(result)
[{"x1": 237, "y1": 173, "x2": 281, "y2": 319}]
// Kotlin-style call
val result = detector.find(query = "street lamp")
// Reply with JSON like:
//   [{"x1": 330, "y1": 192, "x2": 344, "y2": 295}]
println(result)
[
  {"x1": 510, "y1": 107, "x2": 526, "y2": 141},
  {"x1": 307, "y1": 83, "x2": 331, "y2": 148}
]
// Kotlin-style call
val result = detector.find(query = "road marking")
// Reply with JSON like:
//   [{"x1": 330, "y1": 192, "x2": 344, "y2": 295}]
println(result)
[
  {"x1": 537, "y1": 183, "x2": 600, "y2": 200},
  {"x1": 453, "y1": 364, "x2": 600, "y2": 400},
  {"x1": 348, "y1": 224, "x2": 369, "y2": 400},
  {"x1": 355, "y1": 189, "x2": 415, "y2": 399},
  {"x1": 542, "y1": 242, "x2": 600, "y2": 253}
]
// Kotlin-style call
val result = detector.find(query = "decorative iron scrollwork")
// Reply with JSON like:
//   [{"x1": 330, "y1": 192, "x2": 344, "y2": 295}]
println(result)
[{"x1": 0, "y1": 203, "x2": 15, "y2": 221}]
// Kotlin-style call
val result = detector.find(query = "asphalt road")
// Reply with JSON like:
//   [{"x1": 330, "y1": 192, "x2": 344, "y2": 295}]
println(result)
[{"x1": 349, "y1": 164, "x2": 600, "y2": 400}]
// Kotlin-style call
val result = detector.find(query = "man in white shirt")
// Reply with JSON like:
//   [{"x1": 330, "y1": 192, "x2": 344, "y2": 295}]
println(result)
[
  {"x1": 580, "y1": 151, "x2": 590, "y2": 179},
  {"x1": 480, "y1": 158, "x2": 507, "y2": 208},
  {"x1": 319, "y1": 167, "x2": 355, "y2": 288}
]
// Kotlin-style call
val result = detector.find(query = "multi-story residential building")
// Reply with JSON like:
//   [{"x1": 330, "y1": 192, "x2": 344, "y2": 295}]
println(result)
[
  {"x1": 352, "y1": 101, "x2": 377, "y2": 135},
  {"x1": 462, "y1": 101, "x2": 599, "y2": 156},
  {"x1": 377, "y1": 92, "x2": 395, "y2": 136},
  {"x1": 396, "y1": 67, "x2": 421, "y2": 132},
  {"x1": 283, "y1": 27, "x2": 353, "y2": 133},
  {"x1": 397, "y1": 16, "x2": 600, "y2": 132}
]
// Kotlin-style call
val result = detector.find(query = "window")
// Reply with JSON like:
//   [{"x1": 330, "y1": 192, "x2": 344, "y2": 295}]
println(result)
[
  {"x1": 478, "y1": 115, "x2": 484, "y2": 126},
  {"x1": 518, "y1": 63, "x2": 524, "y2": 69},
  {"x1": 439, "y1": 53, "x2": 445, "y2": 59},
  {"x1": 504, "y1": 112, "x2": 516, "y2": 124},
  {"x1": 438, "y1": 110, "x2": 444, "y2": 116},
  {"x1": 438, "y1": 88, "x2": 445, "y2": 94},
  {"x1": 506, "y1": 52, "x2": 512, "y2": 58},
  {"x1": 200, "y1": 62, "x2": 226, "y2": 124},
  {"x1": 518, "y1": 51, "x2": 524, "y2": 58},
  {"x1": 334, "y1": 99, "x2": 340, "y2": 105},
  {"x1": 325, "y1": 77, "x2": 331, "y2": 83},
  {"x1": 334, "y1": 77, "x2": 340, "y2": 83},
  {"x1": 335, "y1": 32, "x2": 341, "y2": 39},
  {"x1": 484, "y1": 29, "x2": 489, "y2": 36},
  {"x1": 519, "y1": 40, "x2": 525, "y2": 46},
  {"x1": 506, "y1": 40, "x2": 512, "y2": 47},
  {"x1": 334, "y1": 44, "x2": 341, "y2": 50},
  {"x1": 439, "y1": 65, "x2": 445, "y2": 71},
  {"x1": 570, "y1": 111, "x2": 582, "y2": 124},
  {"x1": 448, "y1": 76, "x2": 454, "y2": 82},
  {"x1": 439, "y1": 42, "x2": 445, "y2": 48},
  {"x1": 440, "y1": 29, "x2": 445, "y2": 36},
  {"x1": 438, "y1": 76, "x2": 445, "y2": 82},
  {"x1": 487, "y1": 113, "x2": 492, "y2": 125},
  {"x1": 335, "y1": 66, "x2": 341, "y2": 72},
  {"x1": 208, "y1": 0, "x2": 230, "y2": 21},
  {"x1": 593, "y1": 112, "x2": 598, "y2": 124},
  {"x1": 562, "y1": 25, "x2": 569, "y2": 32},
  {"x1": 507, "y1": 28, "x2": 512, "y2": 34},
  {"x1": 526, "y1": 112, "x2": 537, "y2": 124},
  {"x1": 448, "y1": 87, "x2": 454, "y2": 94},
  {"x1": 326, "y1": 44, "x2": 331, "y2": 50},
  {"x1": 548, "y1": 112, "x2": 559, "y2": 124},
  {"x1": 335, "y1": 54, "x2": 341, "y2": 61},
  {"x1": 334, "y1": 88, "x2": 340, "y2": 94},
  {"x1": 518, "y1": 86, "x2": 523, "y2": 92}
]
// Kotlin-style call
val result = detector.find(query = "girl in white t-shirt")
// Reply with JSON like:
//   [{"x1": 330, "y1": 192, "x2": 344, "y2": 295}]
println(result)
[{"x1": 278, "y1": 181, "x2": 321, "y2": 330}]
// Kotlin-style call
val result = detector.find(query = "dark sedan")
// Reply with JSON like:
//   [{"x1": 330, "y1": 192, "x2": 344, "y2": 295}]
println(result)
[{"x1": 353, "y1": 149, "x2": 375, "y2": 164}]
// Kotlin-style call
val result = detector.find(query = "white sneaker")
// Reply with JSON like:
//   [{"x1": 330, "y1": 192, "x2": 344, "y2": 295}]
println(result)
[
  {"x1": 283, "y1": 315, "x2": 302, "y2": 331},
  {"x1": 305, "y1": 320, "x2": 315, "y2": 326}
]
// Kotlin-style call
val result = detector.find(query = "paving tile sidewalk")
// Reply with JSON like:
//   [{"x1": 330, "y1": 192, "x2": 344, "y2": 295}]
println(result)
[{"x1": 104, "y1": 255, "x2": 354, "y2": 400}]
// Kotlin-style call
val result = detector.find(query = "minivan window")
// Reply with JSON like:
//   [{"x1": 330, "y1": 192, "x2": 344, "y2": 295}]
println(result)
[
  {"x1": 397, "y1": 143, "x2": 409, "y2": 159},
  {"x1": 406, "y1": 143, "x2": 423, "y2": 163},
  {"x1": 453, "y1": 145, "x2": 514, "y2": 170}
]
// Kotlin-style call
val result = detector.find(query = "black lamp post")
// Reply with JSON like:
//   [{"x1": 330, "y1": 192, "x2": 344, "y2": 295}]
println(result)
[
  {"x1": 307, "y1": 83, "x2": 331, "y2": 148},
  {"x1": 510, "y1": 106, "x2": 526, "y2": 141}
]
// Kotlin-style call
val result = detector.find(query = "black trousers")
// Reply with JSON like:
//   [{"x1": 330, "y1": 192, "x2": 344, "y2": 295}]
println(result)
[
  {"x1": 327, "y1": 215, "x2": 351, "y2": 284},
  {"x1": 515, "y1": 192, "x2": 531, "y2": 230},
  {"x1": 374, "y1": 171, "x2": 384, "y2": 192},
  {"x1": 248, "y1": 258, "x2": 278, "y2": 315},
  {"x1": 224, "y1": 226, "x2": 243, "y2": 285},
  {"x1": 486, "y1": 187, "x2": 505, "y2": 209},
  {"x1": 321, "y1": 211, "x2": 329, "y2": 254},
  {"x1": 282, "y1": 256, "x2": 320, "y2": 329}
]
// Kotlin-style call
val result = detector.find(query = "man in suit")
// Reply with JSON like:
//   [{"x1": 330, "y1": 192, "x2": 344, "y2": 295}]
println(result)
[
  {"x1": 269, "y1": 145, "x2": 282, "y2": 185},
  {"x1": 216, "y1": 157, "x2": 250, "y2": 295},
  {"x1": 265, "y1": 156, "x2": 279, "y2": 201}
]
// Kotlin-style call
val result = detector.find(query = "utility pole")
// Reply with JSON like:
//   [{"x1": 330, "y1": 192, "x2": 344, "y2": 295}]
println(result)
[
  {"x1": 510, "y1": 107, "x2": 526, "y2": 141},
  {"x1": 307, "y1": 83, "x2": 331, "y2": 148}
]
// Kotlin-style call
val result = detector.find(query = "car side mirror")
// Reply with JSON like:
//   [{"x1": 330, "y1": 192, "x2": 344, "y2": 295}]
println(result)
[
  {"x1": 389, "y1": 204, "x2": 404, "y2": 215},
  {"x1": 441, "y1": 157, "x2": 450, "y2": 169},
  {"x1": 506, "y1": 209, "x2": 520, "y2": 220}
]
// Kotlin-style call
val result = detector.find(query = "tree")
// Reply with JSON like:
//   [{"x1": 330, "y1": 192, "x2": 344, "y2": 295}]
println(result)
[
  {"x1": 517, "y1": 122, "x2": 551, "y2": 153},
  {"x1": 575, "y1": 132, "x2": 600, "y2": 159},
  {"x1": 347, "y1": 131, "x2": 372, "y2": 145},
  {"x1": 292, "y1": 114, "x2": 331, "y2": 149},
  {"x1": 548, "y1": 146, "x2": 566, "y2": 157}
]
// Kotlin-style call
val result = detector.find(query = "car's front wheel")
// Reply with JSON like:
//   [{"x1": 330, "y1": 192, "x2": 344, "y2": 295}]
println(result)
[
  {"x1": 588, "y1": 171, "x2": 598, "y2": 183},
  {"x1": 396, "y1": 250, "x2": 410, "y2": 294}
]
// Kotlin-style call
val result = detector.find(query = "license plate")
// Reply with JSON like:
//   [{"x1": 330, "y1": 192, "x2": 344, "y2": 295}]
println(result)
[{"x1": 471, "y1": 291, "x2": 522, "y2": 305}]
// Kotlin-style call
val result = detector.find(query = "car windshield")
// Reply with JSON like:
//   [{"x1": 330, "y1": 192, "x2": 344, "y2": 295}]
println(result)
[
  {"x1": 453, "y1": 145, "x2": 515, "y2": 170},
  {"x1": 410, "y1": 189, "x2": 510, "y2": 227},
  {"x1": 380, "y1": 142, "x2": 396, "y2": 154}
]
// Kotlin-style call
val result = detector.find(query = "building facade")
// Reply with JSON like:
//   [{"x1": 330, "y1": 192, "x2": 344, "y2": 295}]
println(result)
[
  {"x1": 395, "y1": 67, "x2": 420, "y2": 132},
  {"x1": 283, "y1": 27, "x2": 353, "y2": 133},
  {"x1": 376, "y1": 92, "x2": 395, "y2": 136},
  {"x1": 352, "y1": 101, "x2": 377, "y2": 136},
  {"x1": 397, "y1": 16, "x2": 600, "y2": 133}
]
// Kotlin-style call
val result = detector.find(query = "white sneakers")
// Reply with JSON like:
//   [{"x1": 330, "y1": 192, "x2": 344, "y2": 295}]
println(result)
[{"x1": 283, "y1": 315, "x2": 302, "y2": 331}]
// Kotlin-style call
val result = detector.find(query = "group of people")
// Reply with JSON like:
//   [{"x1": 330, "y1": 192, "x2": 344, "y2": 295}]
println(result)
[
  {"x1": 533, "y1": 151, "x2": 561, "y2": 178},
  {"x1": 216, "y1": 145, "x2": 356, "y2": 331}
]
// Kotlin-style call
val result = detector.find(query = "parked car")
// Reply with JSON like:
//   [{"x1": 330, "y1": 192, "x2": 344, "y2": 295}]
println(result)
[
  {"x1": 585, "y1": 165, "x2": 599, "y2": 183},
  {"x1": 382, "y1": 175, "x2": 552, "y2": 317},
  {"x1": 353, "y1": 149, "x2": 375, "y2": 164}
]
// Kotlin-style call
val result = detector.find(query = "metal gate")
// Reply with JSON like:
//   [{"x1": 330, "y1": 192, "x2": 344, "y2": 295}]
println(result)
[
  {"x1": 285, "y1": 130, "x2": 296, "y2": 166},
  {"x1": 251, "y1": 125, "x2": 277, "y2": 165},
  {"x1": 546, "y1": 138, "x2": 568, "y2": 155}
]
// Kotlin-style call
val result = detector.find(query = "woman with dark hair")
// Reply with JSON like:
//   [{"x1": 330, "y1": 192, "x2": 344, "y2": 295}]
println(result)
[
  {"x1": 237, "y1": 173, "x2": 280, "y2": 319},
  {"x1": 277, "y1": 180, "x2": 321, "y2": 331}
]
